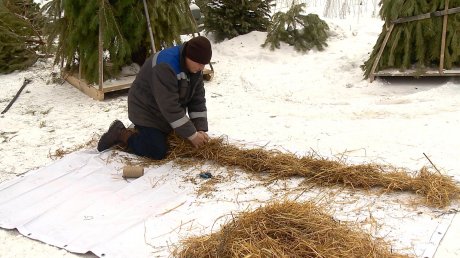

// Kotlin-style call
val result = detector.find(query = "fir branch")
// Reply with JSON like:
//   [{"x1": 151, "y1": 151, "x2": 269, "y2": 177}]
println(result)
[{"x1": 262, "y1": 3, "x2": 329, "y2": 53}]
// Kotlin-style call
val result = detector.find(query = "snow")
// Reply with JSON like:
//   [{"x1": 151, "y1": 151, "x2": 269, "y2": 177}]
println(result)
[{"x1": 1, "y1": 2, "x2": 460, "y2": 258}]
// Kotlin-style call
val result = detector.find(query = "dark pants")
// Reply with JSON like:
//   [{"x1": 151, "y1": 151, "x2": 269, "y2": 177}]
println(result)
[{"x1": 127, "y1": 125, "x2": 168, "y2": 160}]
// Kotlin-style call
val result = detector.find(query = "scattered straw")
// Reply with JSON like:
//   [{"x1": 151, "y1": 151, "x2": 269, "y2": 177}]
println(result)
[
  {"x1": 48, "y1": 137, "x2": 98, "y2": 160},
  {"x1": 167, "y1": 135, "x2": 460, "y2": 207},
  {"x1": 196, "y1": 177, "x2": 219, "y2": 197},
  {"x1": 51, "y1": 134, "x2": 459, "y2": 207},
  {"x1": 173, "y1": 200, "x2": 409, "y2": 258}
]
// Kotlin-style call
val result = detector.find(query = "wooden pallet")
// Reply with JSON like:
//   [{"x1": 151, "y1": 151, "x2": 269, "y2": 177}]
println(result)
[
  {"x1": 373, "y1": 68, "x2": 460, "y2": 78},
  {"x1": 64, "y1": 67, "x2": 214, "y2": 101},
  {"x1": 370, "y1": 3, "x2": 460, "y2": 82},
  {"x1": 63, "y1": 71, "x2": 135, "y2": 101}
]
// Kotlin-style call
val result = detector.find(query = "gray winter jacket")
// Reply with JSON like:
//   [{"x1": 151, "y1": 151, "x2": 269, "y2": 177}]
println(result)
[{"x1": 128, "y1": 44, "x2": 208, "y2": 139}]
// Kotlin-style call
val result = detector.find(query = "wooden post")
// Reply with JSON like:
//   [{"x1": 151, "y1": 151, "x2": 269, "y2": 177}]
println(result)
[
  {"x1": 78, "y1": 54, "x2": 82, "y2": 80},
  {"x1": 98, "y1": 0, "x2": 104, "y2": 91},
  {"x1": 187, "y1": 4, "x2": 199, "y2": 38},
  {"x1": 370, "y1": 23, "x2": 394, "y2": 82},
  {"x1": 439, "y1": 0, "x2": 449, "y2": 74},
  {"x1": 187, "y1": 5, "x2": 215, "y2": 79},
  {"x1": 143, "y1": 0, "x2": 156, "y2": 54}
]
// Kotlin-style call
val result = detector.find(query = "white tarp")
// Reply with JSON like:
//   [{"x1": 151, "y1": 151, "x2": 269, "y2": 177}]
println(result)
[{"x1": 0, "y1": 150, "x2": 455, "y2": 257}]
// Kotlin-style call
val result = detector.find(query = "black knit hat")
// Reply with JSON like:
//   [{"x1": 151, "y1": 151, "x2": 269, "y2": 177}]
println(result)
[{"x1": 185, "y1": 36, "x2": 212, "y2": 64}]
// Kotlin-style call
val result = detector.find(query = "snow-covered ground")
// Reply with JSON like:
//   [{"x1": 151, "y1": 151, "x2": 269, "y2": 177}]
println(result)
[{"x1": 1, "y1": 1, "x2": 460, "y2": 257}]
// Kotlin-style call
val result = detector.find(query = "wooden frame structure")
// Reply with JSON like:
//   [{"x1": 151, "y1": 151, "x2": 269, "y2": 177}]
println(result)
[
  {"x1": 62, "y1": 71, "x2": 136, "y2": 101},
  {"x1": 63, "y1": 0, "x2": 137, "y2": 101},
  {"x1": 63, "y1": 67, "x2": 213, "y2": 101},
  {"x1": 64, "y1": 0, "x2": 214, "y2": 101},
  {"x1": 370, "y1": 1, "x2": 460, "y2": 82}
]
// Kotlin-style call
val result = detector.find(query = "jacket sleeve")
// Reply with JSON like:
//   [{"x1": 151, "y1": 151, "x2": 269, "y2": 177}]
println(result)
[
  {"x1": 187, "y1": 76, "x2": 208, "y2": 132},
  {"x1": 151, "y1": 64, "x2": 197, "y2": 139}
]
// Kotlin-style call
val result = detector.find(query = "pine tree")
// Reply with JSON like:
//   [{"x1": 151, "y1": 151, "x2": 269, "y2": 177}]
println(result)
[
  {"x1": 0, "y1": 0, "x2": 45, "y2": 73},
  {"x1": 202, "y1": 0, "x2": 274, "y2": 42},
  {"x1": 42, "y1": 0, "x2": 194, "y2": 84},
  {"x1": 147, "y1": 0, "x2": 193, "y2": 49},
  {"x1": 262, "y1": 3, "x2": 329, "y2": 53},
  {"x1": 362, "y1": 0, "x2": 460, "y2": 78}
]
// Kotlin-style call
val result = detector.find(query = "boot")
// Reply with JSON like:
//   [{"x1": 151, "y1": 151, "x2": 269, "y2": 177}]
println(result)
[{"x1": 97, "y1": 120, "x2": 135, "y2": 152}]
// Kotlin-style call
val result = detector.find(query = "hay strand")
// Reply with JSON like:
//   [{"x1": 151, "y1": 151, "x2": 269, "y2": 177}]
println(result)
[{"x1": 167, "y1": 135, "x2": 460, "y2": 207}]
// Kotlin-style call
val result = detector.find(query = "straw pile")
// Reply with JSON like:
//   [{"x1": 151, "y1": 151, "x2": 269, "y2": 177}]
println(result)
[
  {"x1": 167, "y1": 135, "x2": 460, "y2": 207},
  {"x1": 174, "y1": 200, "x2": 409, "y2": 258}
]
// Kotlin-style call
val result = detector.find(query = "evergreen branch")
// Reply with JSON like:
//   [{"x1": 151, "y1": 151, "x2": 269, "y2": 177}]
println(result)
[
  {"x1": 0, "y1": 19, "x2": 18, "y2": 35},
  {"x1": 102, "y1": 0, "x2": 124, "y2": 42}
]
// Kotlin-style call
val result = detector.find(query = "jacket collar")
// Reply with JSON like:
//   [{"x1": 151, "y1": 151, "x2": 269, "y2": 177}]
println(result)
[{"x1": 179, "y1": 43, "x2": 188, "y2": 73}]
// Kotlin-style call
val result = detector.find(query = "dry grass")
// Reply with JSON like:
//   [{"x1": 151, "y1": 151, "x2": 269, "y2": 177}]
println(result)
[
  {"x1": 174, "y1": 200, "x2": 409, "y2": 258},
  {"x1": 167, "y1": 134, "x2": 460, "y2": 208},
  {"x1": 196, "y1": 176, "x2": 219, "y2": 197},
  {"x1": 53, "y1": 133, "x2": 459, "y2": 207},
  {"x1": 48, "y1": 137, "x2": 98, "y2": 159}
]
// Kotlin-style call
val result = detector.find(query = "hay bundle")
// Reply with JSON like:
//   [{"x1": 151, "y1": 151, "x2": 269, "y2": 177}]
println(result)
[
  {"x1": 168, "y1": 135, "x2": 460, "y2": 207},
  {"x1": 174, "y1": 201, "x2": 408, "y2": 258}
]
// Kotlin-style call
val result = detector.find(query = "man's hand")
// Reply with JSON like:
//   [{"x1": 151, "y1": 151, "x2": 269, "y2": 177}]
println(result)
[{"x1": 188, "y1": 131, "x2": 210, "y2": 148}]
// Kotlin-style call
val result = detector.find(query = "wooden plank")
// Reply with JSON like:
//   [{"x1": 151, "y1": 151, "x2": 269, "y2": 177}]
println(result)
[
  {"x1": 64, "y1": 70, "x2": 135, "y2": 94},
  {"x1": 63, "y1": 63, "x2": 214, "y2": 98},
  {"x1": 374, "y1": 68, "x2": 460, "y2": 77},
  {"x1": 98, "y1": 0, "x2": 104, "y2": 91},
  {"x1": 64, "y1": 73, "x2": 104, "y2": 101},
  {"x1": 370, "y1": 23, "x2": 394, "y2": 82},
  {"x1": 392, "y1": 13, "x2": 430, "y2": 24},
  {"x1": 439, "y1": 0, "x2": 450, "y2": 74},
  {"x1": 102, "y1": 83, "x2": 132, "y2": 93},
  {"x1": 101, "y1": 75, "x2": 135, "y2": 93},
  {"x1": 391, "y1": 6, "x2": 460, "y2": 24}
]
